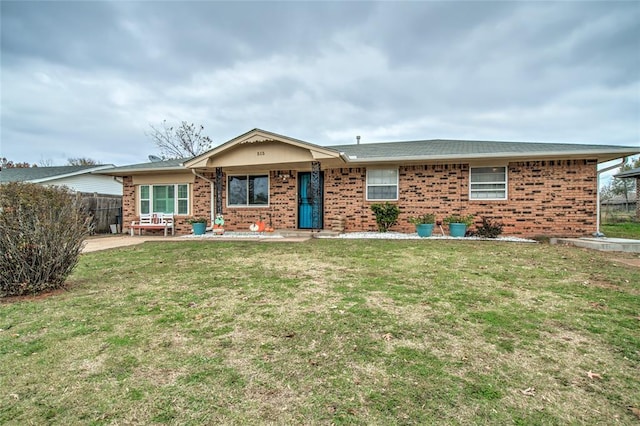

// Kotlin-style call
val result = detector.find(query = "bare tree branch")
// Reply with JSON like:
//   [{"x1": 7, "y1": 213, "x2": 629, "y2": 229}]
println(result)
[
  {"x1": 146, "y1": 120, "x2": 213, "y2": 159},
  {"x1": 67, "y1": 157, "x2": 98, "y2": 166}
]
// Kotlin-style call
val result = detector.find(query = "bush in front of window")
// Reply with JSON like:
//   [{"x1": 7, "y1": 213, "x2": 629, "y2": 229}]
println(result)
[
  {"x1": 0, "y1": 182, "x2": 91, "y2": 297},
  {"x1": 370, "y1": 202, "x2": 400, "y2": 233}
]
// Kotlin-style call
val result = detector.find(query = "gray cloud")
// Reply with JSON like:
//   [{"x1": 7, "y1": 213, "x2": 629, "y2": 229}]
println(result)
[{"x1": 1, "y1": 1, "x2": 638, "y2": 167}]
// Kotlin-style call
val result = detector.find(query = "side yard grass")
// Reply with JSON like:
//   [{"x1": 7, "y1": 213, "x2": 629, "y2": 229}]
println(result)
[
  {"x1": 601, "y1": 221, "x2": 640, "y2": 239},
  {"x1": 1, "y1": 239, "x2": 639, "y2": 424}
]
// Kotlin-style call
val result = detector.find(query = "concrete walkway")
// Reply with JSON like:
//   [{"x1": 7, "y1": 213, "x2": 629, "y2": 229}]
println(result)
[
  {"x1": 82, "y1": 236, "x2": 160, "y2": 253},
  {"x1": 82, "y1": 234, "x2": 311, "y2": 253},
  {"x1": 552, "y1": 237, "x2": 640, "y2": 253}
]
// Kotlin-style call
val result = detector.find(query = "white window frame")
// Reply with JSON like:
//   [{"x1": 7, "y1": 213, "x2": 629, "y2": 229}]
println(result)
[
  {"x1": 469, "y1": 166, "x2": 508, "y2": 200},
  {"x1": 366, "y1": 168, "x2": 399, "y2": 201},
  {"x1": 138, "y1": 184, "x2": 190, "y2": 215},
  {"x1": 226, "y1": 174, "x2": 270, "y2": 207}
]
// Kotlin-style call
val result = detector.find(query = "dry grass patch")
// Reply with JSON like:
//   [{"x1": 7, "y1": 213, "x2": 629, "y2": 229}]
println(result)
[{"x1": 1, "y1": 239, "x2": 638, "y2": 424}]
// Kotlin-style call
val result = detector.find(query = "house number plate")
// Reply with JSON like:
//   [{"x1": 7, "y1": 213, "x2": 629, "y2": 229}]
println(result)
[{"x1": 257, "y1": 151, "x2": 265, "y2": 156}]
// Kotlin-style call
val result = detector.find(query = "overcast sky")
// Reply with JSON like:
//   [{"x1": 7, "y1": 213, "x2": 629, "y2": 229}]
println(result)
[{"x1": 1, "y1": 1, "x2": 639, "y2": 168}]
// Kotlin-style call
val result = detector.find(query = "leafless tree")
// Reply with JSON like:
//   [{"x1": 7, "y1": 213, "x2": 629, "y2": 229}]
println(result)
[
  {"x1": 68, "y1": 157, "x2": 98, "y2": 166},
  {"x1": 147, "y1": 120, "x2": 213, "y2": 159},
  {"x1": 1, "y1": 157, "x2": 35, "y2": 169}
]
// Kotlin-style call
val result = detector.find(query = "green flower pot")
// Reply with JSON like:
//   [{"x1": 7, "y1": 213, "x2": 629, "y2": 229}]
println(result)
[
  {"x1": 416, "y1": 223, "x2": 434, "y2": 237},
  {"x1": 448, "y1": 223, "x2": 467, "y2": 237},
  {"x1": 192, "y1": 222, "x2": 206, "y2": 235}
]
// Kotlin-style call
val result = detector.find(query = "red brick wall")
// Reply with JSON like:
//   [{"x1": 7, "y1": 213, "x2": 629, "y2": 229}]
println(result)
[
  {"x1": 637, "y1": 177, "x2": 640, "y2": 220},
  {"x1": 123, "y1": 159, "x2": 598, "y2": 237},
  {"x1": 220, "y1": 170, "x2": 298, "y2": 231},
  {"x1": 122, "y1": 175, "x2": 212, "y2": 235},
  {"x1": 122, "y1": 176, "x2": 135, "y2": 233},
  {"x1": 323, "y1": 160, "x2": 598, "y2": 237}
]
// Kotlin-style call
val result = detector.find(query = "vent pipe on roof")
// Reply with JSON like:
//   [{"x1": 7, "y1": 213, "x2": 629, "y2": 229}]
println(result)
[{"x1": 356, "y1": 135, "x2": 360, "y2": 145}]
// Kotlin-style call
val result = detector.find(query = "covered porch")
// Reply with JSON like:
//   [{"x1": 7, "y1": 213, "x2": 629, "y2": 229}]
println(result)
[{"x1": 184, "y1": 129, "x2": 346, "y2": 233}]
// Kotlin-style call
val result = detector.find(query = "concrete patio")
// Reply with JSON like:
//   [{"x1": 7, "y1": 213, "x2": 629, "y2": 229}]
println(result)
[{"x1": 552, "y1": 237, "x2": 640, "y2": 253}]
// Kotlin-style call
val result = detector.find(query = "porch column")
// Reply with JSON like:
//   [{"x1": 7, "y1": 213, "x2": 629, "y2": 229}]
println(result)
[
  {"x1": 215, "y1": 167, "x2": 223, "y2": 217},
  {"x1": 311, "y1": 161, "x2": 322, "y2": 230}
]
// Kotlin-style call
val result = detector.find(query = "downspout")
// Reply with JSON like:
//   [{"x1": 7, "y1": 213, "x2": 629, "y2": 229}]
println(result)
[
  {"x1": 594, "y1": 157, "x2": 626, "y2": 237},
  {"x1": 191, "y1": 169, "x2": 215, "y2": 226}
]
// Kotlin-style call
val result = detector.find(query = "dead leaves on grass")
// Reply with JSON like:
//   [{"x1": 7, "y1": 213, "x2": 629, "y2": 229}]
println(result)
[
  {"x1": 517, "y1": 369, "x2": 604, "y2": 399},
  {"x1": 586, "y1": 370, "x2": 603, "y2": 380},
  {"x1": 520, "y1": 387, "x2": 536, "y2": 396}
]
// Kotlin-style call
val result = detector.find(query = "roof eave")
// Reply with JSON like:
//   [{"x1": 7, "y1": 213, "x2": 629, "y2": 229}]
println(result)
[
  {"x1": 342, "y1": 149, "x2": 639, "y2": 164},
  {"x1": 96, "y1": 165, "x2": 187, "y2": 176}
]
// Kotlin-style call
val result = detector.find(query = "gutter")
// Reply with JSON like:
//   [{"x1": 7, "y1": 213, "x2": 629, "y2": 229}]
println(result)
[
  {"x1": 337, "y1": 148, "x2": 639, "y2": 164},
  {"x1": 594, "y1": 157, "x2": 626, "y2": 237},
  {"x1": 191, "y1": 169, "x2": 215, "y2": 225}
]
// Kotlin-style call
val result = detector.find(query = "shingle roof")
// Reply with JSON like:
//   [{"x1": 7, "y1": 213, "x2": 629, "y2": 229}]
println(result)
[
  {"x1": 94, "y1": 132, "x2": 640, "y2": 175},
  {"x1": 331, "y1": 139, "x2": 638, "y2": 162},
  {"x1": 614, "y1": 166, "x2": 640, "y2": 178},
  {"x1": 96, "y1": 158, "x2": 190, "y2": 175},
  {"x1": 0, "y1": 165, "x2": 114, "y2": 183}
]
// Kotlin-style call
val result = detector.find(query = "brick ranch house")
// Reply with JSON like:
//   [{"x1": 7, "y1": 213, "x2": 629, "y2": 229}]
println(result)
[{"x1": 101, "y1": 128, "x2": 639, "y2": 237}]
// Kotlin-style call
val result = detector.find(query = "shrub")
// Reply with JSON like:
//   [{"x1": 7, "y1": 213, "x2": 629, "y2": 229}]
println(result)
[
  {"x1": 0, "y1": 182, "x2": 91, "y2": 297},
  {"x1": 370, "y1": 202, "x2": 399, "y2": 232},
  {"x1": 443, "y1": 214, "x2": 475, "y2": 226},
  {"x1": 186, "y1": 217, "x2": 208, "y2": 224},
  {"x1": 473, "y1": 217, "x2": 504, "y2": 238},
  {"x1": 408, "y1": 213, "x2": 436, "y2": 225}
]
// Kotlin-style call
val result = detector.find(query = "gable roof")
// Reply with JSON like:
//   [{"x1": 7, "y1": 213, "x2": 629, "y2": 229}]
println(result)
[
  {"x1": 614, "y1": 166, "x2": 640, "y2": 179},
  {"x1": 184, "y1": 128, "x2": 342, "y2": 168},
  {"x1": 331, "y1": 139, "x2": 639, "y2": 163},
  {"x1": 0, "y1": 165, "x2": 115, "y2": 183}
]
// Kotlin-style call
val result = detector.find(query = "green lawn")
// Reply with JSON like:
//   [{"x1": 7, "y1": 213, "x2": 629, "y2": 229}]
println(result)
[
  {"x1": 1, "y1": 239, "x2": 639, "y2": 424},
  {"x1": 601, "y1": 221, "x2": 640, "y2": 239}
]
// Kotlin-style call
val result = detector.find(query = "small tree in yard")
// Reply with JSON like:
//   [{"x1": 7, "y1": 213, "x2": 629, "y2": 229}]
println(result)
[
  {"x1": 147, "y1": 120, "x2": 213, "y2": 159},
  {"x1": 370, "y1": 202, "x2": 400, "y2": 232},
  {"x1": 0, "y1": 183, "x2": 91, "y2": 297}
]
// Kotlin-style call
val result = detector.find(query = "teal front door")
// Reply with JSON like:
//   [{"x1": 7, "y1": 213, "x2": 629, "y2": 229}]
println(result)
[{"x1": 298, "y1": 172, "x2": 323, "y2": 229}]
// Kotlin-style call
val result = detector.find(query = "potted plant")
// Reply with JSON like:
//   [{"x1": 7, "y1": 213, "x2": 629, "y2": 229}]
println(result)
[
  {"x1": 408, "y1": 213, "x2": 436, "y2": 237},
  {"x1": 443, "y1": 214, "x2": 474, "y2": 237},
  {"x1": 187, "y1": 217, "x2": 208, "y2": 235}
]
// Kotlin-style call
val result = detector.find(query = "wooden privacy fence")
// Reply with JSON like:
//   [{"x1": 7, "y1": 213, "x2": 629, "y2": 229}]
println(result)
[{"x1": 77, "y1": 192, "x2": 122, "y2": 234}]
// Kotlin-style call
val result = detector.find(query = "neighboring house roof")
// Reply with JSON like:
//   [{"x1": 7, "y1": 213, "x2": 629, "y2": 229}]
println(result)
[
  {"x1": 614, "y1": 166, "x2": 640, "y2": 179},
  {"x1": 0, "y1": 165, "x2": 115, "y2": 183},
  {"x1": 601, "y1": 192, "x2": 637, "y2": 205}
]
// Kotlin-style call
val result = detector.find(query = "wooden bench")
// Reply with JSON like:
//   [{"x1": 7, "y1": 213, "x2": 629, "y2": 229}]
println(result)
[{"x1": 130, "y1": 213, "x2": 175, "y2": 237}]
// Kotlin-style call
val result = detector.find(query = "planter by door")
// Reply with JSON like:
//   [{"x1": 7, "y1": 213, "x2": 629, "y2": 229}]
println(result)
[
  {"x1": 448, "y1": 223, "x2": 467, "y2": 237},
  {"x1": 416, "y1": 223, "x2": 434, "y2": 237},
  {"x1": 192, "y1": 222, "x2": 206, "y2": 235}
]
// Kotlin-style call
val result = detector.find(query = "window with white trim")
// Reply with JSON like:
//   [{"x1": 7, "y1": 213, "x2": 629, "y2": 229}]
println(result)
[
  {"x1": 470, "y1": 167, "x2": 507, "y2": 200},
  {"x1": 227, "y1": 174, "x2": 269, "y2": 206},
  {"x1": 366, "y1": 169, "x2": 398, "y2": 201},
  {"x1": 139, "y1": 184, "x2": 189, "y2": 214}
]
